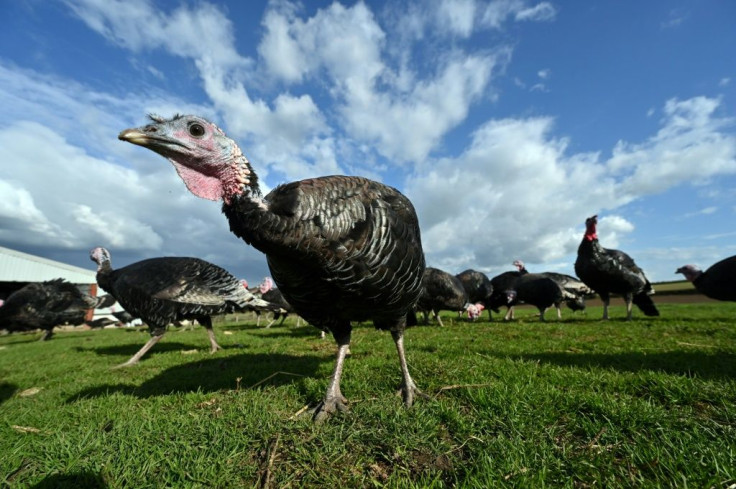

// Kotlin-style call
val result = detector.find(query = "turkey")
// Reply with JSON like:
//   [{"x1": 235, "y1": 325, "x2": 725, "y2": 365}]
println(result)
[
  {"x1": 90, "y1": 247, "x2": 283, "y2": 368},
  {"x1": 253, "y1": 278, "x2": 298, "y2": 328},
  {"x1": 455, "y1": 269, "x2": 494, "y2": 320},
  {"x1": 0, "y1": 279, "x2": 98, "y2": 340},
  {"x1": 416, "y1": 267, "x2": 469, "y2": 327},
  {"x1": 517, "y1": 268, "x2": 593, "y2": 318},
  {"x1": 488, "y1": 260, "x2": 528, "y2": 320},
  {"x1": 676, "y1": 255, "x2": 736, "y2": 301},
  {"x1": 537, "y1": 272, "x2": 593, "y2": 315},
  {"x1": 120, "y1": 114, "x2": 426, "y2": 421},
  {"x1": 575, "y1": 215, "x2": 659, "y2": 320},
  {"x1": 503, "y1": 274, "x2": 578, "y2": 321}
]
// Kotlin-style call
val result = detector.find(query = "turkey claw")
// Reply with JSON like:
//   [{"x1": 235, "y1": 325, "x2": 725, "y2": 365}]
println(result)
[
  {"x1": 311, "y1": 395, "x2": 349, "y2": 423},
  {"x1": 397, "y1": 381, "x2": 430, "y2": 407}
]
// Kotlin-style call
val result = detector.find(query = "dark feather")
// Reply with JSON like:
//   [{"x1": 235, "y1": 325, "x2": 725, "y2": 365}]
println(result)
[{"x1": 0, "y1": 279, "x2": 95, "y2": 339}]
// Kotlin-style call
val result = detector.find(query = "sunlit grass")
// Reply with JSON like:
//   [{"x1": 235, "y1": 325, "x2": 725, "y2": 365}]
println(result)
[{"x1": 1, "y1": 302, "x2": 735, "y2": 487}]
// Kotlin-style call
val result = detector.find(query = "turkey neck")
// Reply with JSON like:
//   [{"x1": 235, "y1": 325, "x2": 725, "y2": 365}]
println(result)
[
  {"x1": 94, "y1": 260, "x2": 115, "y2": 292},
  {"x1": 577, "y1": 234, "x2": 603, "y2": 260},
  {"x1": 221, "y1": 165, "x2": 288, "y2": 254}
]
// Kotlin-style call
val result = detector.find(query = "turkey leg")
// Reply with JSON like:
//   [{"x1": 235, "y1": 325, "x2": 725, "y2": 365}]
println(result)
[
  {"x1": 114, "y1": 332, "x2": 165, "y2": 368},
  {"x1": 312, "y1": 329, "x2": 351, "y2": 422},
  {"x1": 391, "y1": 329, "x2": 428, "y2": 407}
]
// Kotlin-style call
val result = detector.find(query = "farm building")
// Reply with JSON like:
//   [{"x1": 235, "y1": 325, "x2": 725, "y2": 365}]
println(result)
[
  {"x1": 0, "y1": 245, "x2": 98, "y2": 300},
  {"x1": 0, "y1": 246, "x2": 121, "y2": 325}
]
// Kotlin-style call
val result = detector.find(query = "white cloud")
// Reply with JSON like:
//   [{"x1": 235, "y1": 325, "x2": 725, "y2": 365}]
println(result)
[
  {"x1": 438, "y1": 0, "x2": 477, "y2": 38},
  {"x1": 64, "y1": 0, "x2": 333, "y2": 182},
  {"x1": 407, "y1": 96, "x2": 736, "y2": 275},
  {"x1": 0, "y1": 120, "x2": 270, "y2": 278},
  {"x1": 481, "y1": 0, "x2": 556, "y2": 28},
  {"x1": 515, "y1": 2, "x2": 556, "y2": 22},
  {"x1": 63, "y1": 0, "x2": 246, "y2": 69},
  {"x1": 338, "y1": 52, "x2": 504, "y2": 162},
  {"x1": 257, "y1": 2, "x2": 510, "y2": 163}
]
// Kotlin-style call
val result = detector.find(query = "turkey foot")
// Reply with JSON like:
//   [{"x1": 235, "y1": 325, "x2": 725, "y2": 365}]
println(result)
[
  {"x1": 311, "y1": 393, "x2": 349, "y2": 423},
  {"x1": 397, "y1": 376, "x2": 430, "y2": 407}
]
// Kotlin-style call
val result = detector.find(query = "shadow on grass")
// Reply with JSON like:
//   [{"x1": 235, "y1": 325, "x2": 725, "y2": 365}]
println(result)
[
  {"x1": 490, "y1": 350, "x2": 736, "y2": 379},
  {"x1": 29, "y1": 471, "x2": 106, "y2": 489},
  {"x1": 0, "y1": 382, "x2": 17, "y2": 406},
  {"x1": 74, "y1": 341, "x2": 222, "y2": 359},
  {"x1": 242, "y1": 327, "x2": 324, "y2": 340},
  {"x1": 67, "y1": 352, "x2": 330, "y2": 402}
]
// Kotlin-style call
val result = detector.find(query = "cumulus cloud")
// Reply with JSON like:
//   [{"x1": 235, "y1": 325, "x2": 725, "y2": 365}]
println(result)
[
  {"x1": 63, "y1": 0, "x2": 245, "y2": 69},
  {"x1": 0, "y1": 120, "x2": 269, "y2": 278},
  {"x1": 64, "y1": 0, "x2": 334, "y2": 182},
  {"x1": 258, "y1": 2, "x2": 509, "y2": 162},
  {"x1": 3, "y1": 0, "x2": 735, "y2": 286},
  {"x1": 408, "y1": 96, "x2": 736, "y2": 275}
]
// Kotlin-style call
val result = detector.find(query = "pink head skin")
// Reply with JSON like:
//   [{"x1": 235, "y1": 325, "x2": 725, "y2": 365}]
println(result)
[
  {"x1": 512, "y1": 260, "x2": 525, "y2": 272},
  {"x1": 118, "y1": 115, "x2": 256, "y2": 204},
  {"x1": 241, "y1": 279, "x2": 249, "y2": 289},
  {"x1": 259, "y1": 277, "x2": 273, "y2": 294},
  {"x1": 675, "y1": 265, "x2": 702, "y2": 282},
  {"x1": 505, "y1": 290, "x2": 517, "y2": 305},
  {"x1": 89, "y1": 247, "x2": 111, "y2": 269},
  {"x1": 466, "y1": 302, "x2": 486, "y2": 319},
  {"x1": 584, "y1": 215, "x2": 598, "y2": 241}
]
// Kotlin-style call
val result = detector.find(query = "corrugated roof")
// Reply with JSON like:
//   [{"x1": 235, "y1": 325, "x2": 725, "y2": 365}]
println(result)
[{"x1": 0, "y1": 246, "x2": 96, "y2": 284}]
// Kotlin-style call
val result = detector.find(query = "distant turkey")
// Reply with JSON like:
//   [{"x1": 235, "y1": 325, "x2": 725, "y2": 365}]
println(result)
[
  {"x1": 455, "y1": 269, "x2": 494, "y2": 320},
  {"x1": 503, "y1": 274, "x2": 578, "y2": 321},
  {"x1": 90, "y1": 247, "x2": 282, "y2": 367},
  {"x1": 252, "y1": 278, "x2": 298, "y2": 328},
  {"x1": 465, "y1": 302, "x2": 486, "y2": 320},
  {"x1": 488, "y1": 260, "x2": 528, "y2": 319},
  {"x1": 0, "y1": 279, "x2": 97, "y2": 340},
  {"x1": 416, "y1": 267, "x2": 469, "y2": 327},
  {"x1": 538, "y1": 272, "x2": 592, "y2": 313},
  {"x1": 575, "y1": 215, "x2": 659, "y2": 320},
  {"x1": 520, "y1": 269, "x2": 593, "y2": 318},
  {"x1": 120, "y1": 114, "x2": 426, "y2": 421},
  {"x1": 676, "y1": 255, "x2": 736, "y2": 301}
]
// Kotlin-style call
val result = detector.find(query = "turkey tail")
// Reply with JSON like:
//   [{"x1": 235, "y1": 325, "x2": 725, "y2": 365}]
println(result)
[{"x1": 633, "y1": 292, "x2": 659, "y2": 316}]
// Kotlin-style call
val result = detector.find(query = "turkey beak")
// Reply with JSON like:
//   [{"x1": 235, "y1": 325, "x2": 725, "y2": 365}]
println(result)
[{"x1": 119, "y1": 128, "x2": 151, "y2": 146}]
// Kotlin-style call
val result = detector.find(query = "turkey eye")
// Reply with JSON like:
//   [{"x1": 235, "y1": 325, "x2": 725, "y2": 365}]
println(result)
[{"x1": 189, "y1": 123, "x2": 205, "y2": 137}]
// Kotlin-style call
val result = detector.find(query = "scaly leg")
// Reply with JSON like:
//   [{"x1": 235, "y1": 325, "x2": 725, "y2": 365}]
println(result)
[
  {"x1": 434, "y1": 310, "x2": 445, "y2": 327},
  {"x1": 197, "y1": 316, "x2": 221, "y2": 353},
  {"x1": 601, "y1": 296, "x2": 610, "y2": 320},
  {"x1": 539, "y1": 308, "x2": 547, "y2": 322},
  {"x1": 114, "y1": 332, "x2": 164, "y2": 368},
  {"x1": 624, "y1": 294, "x2": 633, "y2": 321},
  {"x1": 39, "y1": 329, "x2": 54, "y2": 341},
  {"x1": 504, "y1": 306, "x2": 515, "y2": 321},
  {"x1": 312, "y1": 329, "x2": 351, "y2": 422},
  {"x1": 391, "y1": 329, "x2": 428, "y2": 407}
]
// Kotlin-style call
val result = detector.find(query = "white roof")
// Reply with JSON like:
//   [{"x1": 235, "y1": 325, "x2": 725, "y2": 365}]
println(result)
[{"x1": 0, "y1": 246, "x2": 96, "y2": 284}]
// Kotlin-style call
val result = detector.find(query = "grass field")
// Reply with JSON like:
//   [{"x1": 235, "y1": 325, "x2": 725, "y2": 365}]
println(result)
[{"x1": 1, "y1": 301, "x2": 735, "y2": 488}]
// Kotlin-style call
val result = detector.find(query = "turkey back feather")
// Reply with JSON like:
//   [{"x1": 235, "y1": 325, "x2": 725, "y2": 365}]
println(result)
[{"x1": 225, "y1": 175, "x2": 425, "y2": 332}]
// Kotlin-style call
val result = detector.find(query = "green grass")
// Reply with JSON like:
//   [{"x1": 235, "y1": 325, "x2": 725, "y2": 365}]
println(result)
[
  {"x1": 651, "y1": 280, "x2": 696, "y2": 293},
  {"x1": 1, "y1": 302, "x2": 735, "y2": 488}
]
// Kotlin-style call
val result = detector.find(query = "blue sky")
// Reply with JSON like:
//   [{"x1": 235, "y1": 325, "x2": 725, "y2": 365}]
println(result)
[{"x1": 1, "y1": 0, "x2": 735, "y2": 286}]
